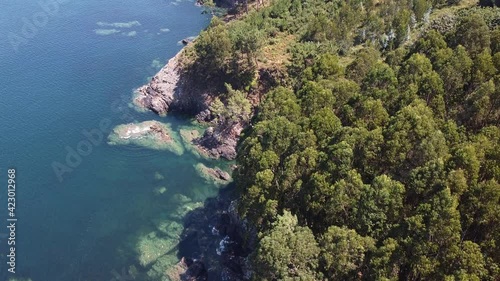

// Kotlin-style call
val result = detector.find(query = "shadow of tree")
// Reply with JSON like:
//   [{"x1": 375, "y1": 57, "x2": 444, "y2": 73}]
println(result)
[{"x1": 174, "y1": 183, "x2": 253, "y2": 281}]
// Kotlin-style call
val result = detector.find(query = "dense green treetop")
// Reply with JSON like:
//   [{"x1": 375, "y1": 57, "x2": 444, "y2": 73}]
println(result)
[{"x1": 189, "y1": 0, "x2": 500, "y2": 279}]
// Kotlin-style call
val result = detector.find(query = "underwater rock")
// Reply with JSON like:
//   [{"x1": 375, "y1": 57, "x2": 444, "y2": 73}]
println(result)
[
  {"x1": 189, "y1": 184, "x2": 218, "y2": 202},
  {"x1": 180, "y1": 128, "x2": 200, "y2": 143},
  {"x1": 170, "y1": 193, "x2": 192, "y2": 204},
  {"x1": 147, "y1": 254, "x2": 179, "y2": 281},
  {"x1": 168, "y1": 194, "x2": 204, "y2": 221},
  {"x1": 179, "y1": 127, "x2": 210, "y2": 159},
  {"x1": 169, "y1": 201, "x2": 204, "y2": 221},
  {"x1": 166, "y1": 257, "x2": 208, "y2": 281},
  {"x1": 193, "y1": 124, "x2": 243, "y2": 160},
  {"x1": 136, "y1": 231, "x2": 178, "y2": 267},
  {"x1": 153, "y1": 186, "x2": 168, "y2": 195},
  {"x1": 107, "y1": 120, "x2": 184, "y2": 155},
  {"x1": 194, "y1": 163, "x2": 232, "y2": 186},
  {"x1": 156, "y1": 220, "x2": 183, "y2": 239},
  {"x1": 154, "y1": 171, "x2": 165, "y2": 180}
]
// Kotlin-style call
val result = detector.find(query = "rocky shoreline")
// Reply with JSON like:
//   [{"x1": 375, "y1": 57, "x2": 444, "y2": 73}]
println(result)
[
  {"x1": 132, "y1": 47, "x2": 243, "y2": 161},
  {"x1": 125, "y1": 44, "x2": 252, "y2": 280},
  {"x1": 133, "y1": 51, "x2": 185, "y2": 116},
  {"x1": 173, "y1": 186, "x2": 254, "y2": 281}
]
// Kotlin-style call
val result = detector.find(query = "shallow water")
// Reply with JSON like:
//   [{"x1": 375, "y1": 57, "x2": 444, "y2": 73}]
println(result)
[{"x1": 0, "y1": 0, "x2": 219, "y2": 280}]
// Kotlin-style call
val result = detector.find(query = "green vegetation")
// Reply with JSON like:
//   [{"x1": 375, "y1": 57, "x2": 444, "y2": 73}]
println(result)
[{"x1": 188, "y1": 0, "x2": 500, "y2": 279}]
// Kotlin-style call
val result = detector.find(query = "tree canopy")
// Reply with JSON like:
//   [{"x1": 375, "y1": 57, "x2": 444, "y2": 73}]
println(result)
[{"x1": 190, "y1": 0, "x2": 500, "y2": 279}]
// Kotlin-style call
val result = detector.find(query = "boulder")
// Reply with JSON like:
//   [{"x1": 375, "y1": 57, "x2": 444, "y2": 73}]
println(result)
[{"x1": 194, "y1": 163, "x2": 232, "y2": 187}]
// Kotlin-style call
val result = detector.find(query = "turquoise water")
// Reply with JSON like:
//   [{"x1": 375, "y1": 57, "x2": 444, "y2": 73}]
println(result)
[{"x1": 0, "y1": 0, "x2": 218, "y2": 280}]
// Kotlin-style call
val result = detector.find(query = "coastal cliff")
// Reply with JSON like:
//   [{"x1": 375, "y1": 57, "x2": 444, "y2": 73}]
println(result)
[
  {"x1": 132, "y1": 47, "x2": 246, "y2": 160},
  {"x1": 133, "y1": 50, "x2": 210, "y2": 116},
  {"x1": 129, "y1": 0, "x2": 500, "y2": 279},
  {"x1": 133, "y1": 53, "x2": 183, "y2": 116},
  {"x1": 130, "y1": 41, "x2": 252, "y2": 279}
]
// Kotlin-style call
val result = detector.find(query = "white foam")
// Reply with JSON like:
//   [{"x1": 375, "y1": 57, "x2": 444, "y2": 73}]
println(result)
[{"x1": 216, "y1": 236, "x2": 231, "y2": 256}]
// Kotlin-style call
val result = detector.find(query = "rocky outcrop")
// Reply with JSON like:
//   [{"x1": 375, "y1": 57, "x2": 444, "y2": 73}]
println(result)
[
  {"x1": 107, "y1": 120, "x2": 184, "y2": 155},
  {"x1": 194, "y1": 163, "x2": 232, "y2": 187},
  {"x1": 166, "y1": 257, "x2": 208, "y2": 281},
  {"x1": 182, "y1": 38, "x2": 194, "y2": 45},
  {"x1": 193, "y1": 124, "x2": 243, "y2": 160},
  {"x1": 133, "y1": 53, "x2": 182, "y2": 116},
  {"x1": 172, "y1": 187, "x2": 254, "y2": 281},
  {"x1": 133, "y1": 49, "x2": 210, "y2": 116},
  {"x1": 132, "y1": 47, "x2": 245, "y2": 161}
]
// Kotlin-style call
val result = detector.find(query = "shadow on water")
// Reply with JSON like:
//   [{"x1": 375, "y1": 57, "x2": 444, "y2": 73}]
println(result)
[
  {"x1": 174, "y1": 183, "x2": 253, "y2": 281},
  {"x1": 72, "y1": 178, "x2": 253, "y2": 281}
]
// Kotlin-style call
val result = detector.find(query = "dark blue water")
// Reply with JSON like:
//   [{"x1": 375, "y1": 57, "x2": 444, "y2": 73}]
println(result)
[{"x1": 0, "y1": 0, "x2": 215, "y2": 280}]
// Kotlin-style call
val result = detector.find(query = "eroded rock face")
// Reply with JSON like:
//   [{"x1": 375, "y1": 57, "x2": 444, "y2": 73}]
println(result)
[
  {"x1": 132, "y1": 47, "x2": 248, "y2": 163},
  {"x1": 133, "y1": 49, "x2": 210, "y2": 116},
  {"x1": 193, "y1": 124, "x2": 243, "y2": 161},
  {"x1": 133, "y1": 55, "x2": 182, "y2": 116}
]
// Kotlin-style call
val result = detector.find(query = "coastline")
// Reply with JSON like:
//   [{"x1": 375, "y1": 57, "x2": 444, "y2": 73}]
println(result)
[
  {"x1": 121, "y1": 1, "x2": 500, "y2": 280},
  {"x1": 133, "y1": 49, "x2": 185, "y2": 116},
  {"x1": 126, "y1": 7, "x2": 253, "y2": 280},
  {"x1": 132, "y1": 43, "x2": 244, "y2": 161}
]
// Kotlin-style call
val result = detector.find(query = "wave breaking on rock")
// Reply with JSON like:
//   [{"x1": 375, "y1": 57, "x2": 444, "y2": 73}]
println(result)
[{"x1": 107, "y1": 120, "x2": 184, "y2": 155}]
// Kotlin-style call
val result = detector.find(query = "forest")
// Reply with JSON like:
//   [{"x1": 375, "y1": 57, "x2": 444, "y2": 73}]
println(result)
[{"x1": 186, "y1": 0, "x2": 500, "y2": 279}]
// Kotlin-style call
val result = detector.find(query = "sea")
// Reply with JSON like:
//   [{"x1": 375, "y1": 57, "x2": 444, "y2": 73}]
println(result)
[{"x1": 0, "y1": 0, "x2": 221, "y2": 280}]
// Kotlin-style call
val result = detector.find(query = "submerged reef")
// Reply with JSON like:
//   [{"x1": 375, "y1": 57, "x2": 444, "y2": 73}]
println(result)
[
  {"x1": 136, "y1": 231, "x2": 179, "y2": 267},
  {"x1": 194, "y1": 163, "x2": 232, "y2": 187},
  {"x1": 107, "y1": 120, "x2": 184, "y2": 155},
  {"x1": 123, "y1": 191, "x2": 206, "y2": 280},
  {"x1": 179, "y1": 126, "x2": 211, "y2": 160},
  {"x1": 153, "y1": 186, "x2": 168, "y2": 195}
]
